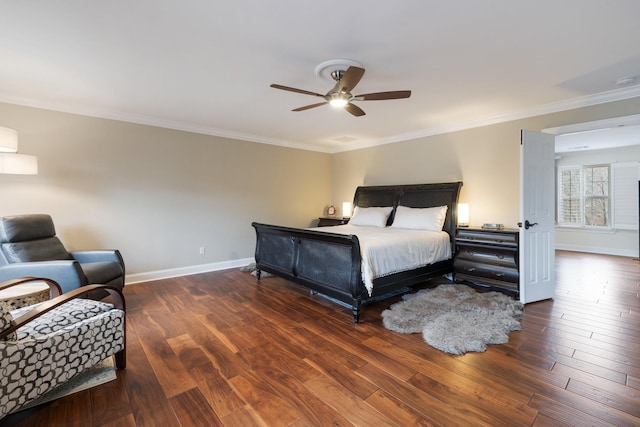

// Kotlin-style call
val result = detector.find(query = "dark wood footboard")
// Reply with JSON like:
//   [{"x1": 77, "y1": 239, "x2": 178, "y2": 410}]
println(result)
[{"x1": 252, "y1": 222, "x2": 367, "y2": 322}]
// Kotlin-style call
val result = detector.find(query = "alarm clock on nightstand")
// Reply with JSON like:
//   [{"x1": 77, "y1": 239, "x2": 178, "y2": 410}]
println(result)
[{"x1": 327, "y1": 204, "x2": 336, "y2": 216}]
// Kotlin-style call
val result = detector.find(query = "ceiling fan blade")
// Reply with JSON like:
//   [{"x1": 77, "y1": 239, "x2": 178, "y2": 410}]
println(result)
[
  {"x1": 292, "y1": 102, "x2": 327, "y2": 112},
  {"x1": 270, "y1": 84, "x2": 324, "y2": 98},
  {"x1": 344, "y1": 103, "x2": 366, "y2": 117},
  {"x1": 355, "y1": 90, "x2": 412, "y2": 101},
  {"x1": 338, "y1": 66, "x2": 365, "y2": 94}
]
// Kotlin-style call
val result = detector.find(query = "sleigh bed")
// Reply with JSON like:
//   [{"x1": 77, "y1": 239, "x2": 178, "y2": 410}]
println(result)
[{"x1": 252, "y1": 182, "x2": 463, "y2": 323}]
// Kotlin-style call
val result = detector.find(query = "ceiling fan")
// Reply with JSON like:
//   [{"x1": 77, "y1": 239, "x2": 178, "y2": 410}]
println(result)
[{"x1": 270, "y1": 61, "x2": 411, "y2": 117}]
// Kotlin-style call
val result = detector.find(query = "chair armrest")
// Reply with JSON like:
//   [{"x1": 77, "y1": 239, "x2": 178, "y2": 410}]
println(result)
[
  {"x1": 0, "y1": 277, "x2": 62, "y2": 298},
  {"x1": 0, "y1": 262, "x2": 86, "y2": 292},
  {"x1": 71, "y1": 250, "x2": 123, "y2": 265},
  {"x1": 0, "y1": 284, "x2": 125, "y2": 340}
]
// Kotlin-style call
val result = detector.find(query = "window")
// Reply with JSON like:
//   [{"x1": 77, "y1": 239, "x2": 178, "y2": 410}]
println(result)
[
  {"x1": 584, "y1": 165, "x2": 609, "y2": 226},
  {"x1": 558, "y1": 162, "x2": 640, "y2": 230},
  {"x1": 558, "y1": 164, "x2": 610, "y2": 227},
  {"x1": 559, "y1": 167, "x2": 581, "y2": 225}
]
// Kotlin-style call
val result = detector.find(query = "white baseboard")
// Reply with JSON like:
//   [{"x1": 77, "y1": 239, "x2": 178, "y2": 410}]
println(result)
[
  {"x1": 124, "y1": 257, "x2": 255, "y2": 285},
  {"x1": 555, "y1": 244, "x2": 637, "y2": 258},
  {"x1": 124, "y1": 246, "x2": 638, "y2": 286}
]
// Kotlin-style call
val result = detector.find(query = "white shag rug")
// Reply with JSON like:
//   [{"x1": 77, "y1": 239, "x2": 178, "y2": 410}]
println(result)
[{"x1": 382, "y1": 284, "x2": 523, "y2": 355}]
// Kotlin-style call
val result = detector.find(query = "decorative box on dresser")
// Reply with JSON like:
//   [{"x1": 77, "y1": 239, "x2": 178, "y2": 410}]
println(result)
[{"x1": 453, "y1": 226, "x2": 520, "y2": 296}]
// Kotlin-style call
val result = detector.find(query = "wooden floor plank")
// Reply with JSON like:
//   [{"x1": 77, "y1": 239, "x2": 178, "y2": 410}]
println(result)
[
  {"x1": 188, "y1": 363, "x2": 246, "y2": 418},
  {"x1": 227, "y1": 370, "x2": 302, "y2": 426},
  {"x1": 303, "y1": 350, "x2": 377, "y2": 400},
  {"x1": 364, "y1": 389, "x2": 439, "y2": 427},
  {"x1": 363, "y1": 335, "x2": 534, "y2": 403},
  {"x1": 243, "y1": 340, "x2": 321, "y2": 384},
  {"x1": 407, "y1": 370, "x2": 538, "y2": 426},
  {"x1": 303, "y1": 374, "x2": 400, "y2": 427},
  {"x1": 354, "y1": 362, "x2": 494, "y2": 427},
  {"x1": 170, "y1": 388, "x2": 224, "y2": 427},
  {"x1": 302, "y1": 316, "x2": 419, "y2": 381},
  {"x1": 89, "y1": 369, "x2": 133, "y2": 426},
  {"x1": 218, "y1": 405, "x2": 267, "y2": 427},
  {"x1": 98, "y1": 413, "x2": 137, "y2": 427},
  {"x1": 236, "y1": 354, "x2": 353, "y2": 426},
  {"x1": 528, "y1": 393, "x2": 617, "y2": 427},
  {"x1": 127, "y1": 310, "x2": 198, "y2": 398},
  {"x1": 119, "y1": 320, "x2": 182, "y2": 427},
  {"x1": 565, "y1": 378, "x2": 640, "y2": 418}
]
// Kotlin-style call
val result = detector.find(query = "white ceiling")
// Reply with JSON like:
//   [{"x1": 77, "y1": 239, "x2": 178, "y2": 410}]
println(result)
[
  {"x1": 1, "y1": 1, "x2": 640, "y2": 153},
  {"x1": 555, "y1": 124, "x2": 640, "y2": 153}
]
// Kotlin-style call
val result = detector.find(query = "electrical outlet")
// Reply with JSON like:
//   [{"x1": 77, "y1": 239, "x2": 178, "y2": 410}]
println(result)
[{"x1": 199, "y1": 247, "x2": 205, "y2": 255}]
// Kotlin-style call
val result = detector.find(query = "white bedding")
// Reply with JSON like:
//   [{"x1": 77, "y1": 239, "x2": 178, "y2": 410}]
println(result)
[{"x1": 323, "y1": 224, "x2": 452, "y2": 296}]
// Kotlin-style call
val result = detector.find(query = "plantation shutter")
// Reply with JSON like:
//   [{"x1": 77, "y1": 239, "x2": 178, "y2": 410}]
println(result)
[
  {"x1": 558, "y1": 166, "x2": 581, "y2": 225},
  {"x1": 612, "y1": 161, "x2": 640, "y2": 230}
]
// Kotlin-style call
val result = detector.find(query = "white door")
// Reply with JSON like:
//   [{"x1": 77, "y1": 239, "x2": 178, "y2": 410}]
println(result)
[{"x1": 519, "y1": 130, "x2": 556, "y2": 303}]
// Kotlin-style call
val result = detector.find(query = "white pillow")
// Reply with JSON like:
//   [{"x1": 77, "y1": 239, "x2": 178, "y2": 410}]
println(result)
[
  {"x1": 348, "y1": 206, "x2": 393, "y2": 227},
  {"x1": 391, "y1": 205, "x2": 448, "y2": 231}
]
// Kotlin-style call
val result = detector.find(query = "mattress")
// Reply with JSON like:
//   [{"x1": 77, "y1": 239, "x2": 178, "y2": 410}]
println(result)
[{"x1": 324, "y1": 224, "x2": 452, "y2": 296}]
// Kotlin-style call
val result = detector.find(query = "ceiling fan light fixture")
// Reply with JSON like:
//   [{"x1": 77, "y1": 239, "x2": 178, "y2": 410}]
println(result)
[
  {"x1": 329, "y1": 97, "x2": 348, "y2": 108},
  {"x1": 328, "y1": 92, "x2": 349, "y2": 108}
]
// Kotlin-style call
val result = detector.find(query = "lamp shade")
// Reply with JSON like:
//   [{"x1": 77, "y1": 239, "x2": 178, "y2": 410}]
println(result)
[
  {"x1": 342, "y1": 202, "x2": 352, "y2": 218},
  {"x1": 0, "y1": 153, "x2": 38, "y2": 175},
  {"x1": 458, "y1": 203, "x2": 469, "y2": 226},
  {"x1": 0, "y1": 127, "x2": 18, "y2": 153}
]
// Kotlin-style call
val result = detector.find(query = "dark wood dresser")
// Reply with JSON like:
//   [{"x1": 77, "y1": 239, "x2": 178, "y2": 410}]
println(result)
[{"x1": 453, "y1": 226, "x2": 520, "y2": 296}]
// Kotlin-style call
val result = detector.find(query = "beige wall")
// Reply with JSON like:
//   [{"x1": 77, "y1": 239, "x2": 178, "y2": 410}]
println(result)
[
  {"x1": 331, "y1": 97, "x2": 640, "y2": 233},
  {"x1": 331, "y1": 122, "x2": 521, "y2": 227},
  {"x1": 0, "y1": 102, "x2": 331, "y2": 280}
]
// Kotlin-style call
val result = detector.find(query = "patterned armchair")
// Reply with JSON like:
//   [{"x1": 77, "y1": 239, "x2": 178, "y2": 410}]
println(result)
[{"x1": 0, "y1": 277, "x2": 126, "y2": 419}]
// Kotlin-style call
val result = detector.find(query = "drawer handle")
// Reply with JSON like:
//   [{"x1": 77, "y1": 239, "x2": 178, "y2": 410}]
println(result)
[
  {"x1": 466, "y1": 267, "x2": 476, "y2": 272},
  {"x1": 495, "y1": 272, "x2": 504, "y2": 277},
  {"x1": 497, "y1": 254, "x2": 505, "y2": 259}
]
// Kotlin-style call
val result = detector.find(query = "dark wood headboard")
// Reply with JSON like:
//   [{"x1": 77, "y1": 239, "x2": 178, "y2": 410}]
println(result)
[{"x1": 352, "y1": 182, "x2": 463, "y2": 243}]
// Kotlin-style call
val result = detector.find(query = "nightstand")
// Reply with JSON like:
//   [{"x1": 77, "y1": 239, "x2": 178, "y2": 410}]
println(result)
[
  {"x1": 453, "y1": 227, "x2": 519, "y2": 296},
  {"x1": 317, "y1": 217, "x2": 349, "y2": 227}
]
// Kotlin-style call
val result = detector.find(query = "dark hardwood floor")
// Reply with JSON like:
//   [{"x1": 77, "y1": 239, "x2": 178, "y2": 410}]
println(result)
[{"x1": 2, "y1": 250, "x2": 639, "y2": 426}]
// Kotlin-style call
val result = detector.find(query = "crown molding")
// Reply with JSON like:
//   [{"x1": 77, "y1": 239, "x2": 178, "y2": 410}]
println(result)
[
  {"x1": 330, "y1": 84, "x2": 640, "y2": 153},
  {"x1": 0, "y1": 93, "x2": 333, "y2": 153},
  {"x1": 2, "y1": 84, "x2": 639, "y2": 154}
]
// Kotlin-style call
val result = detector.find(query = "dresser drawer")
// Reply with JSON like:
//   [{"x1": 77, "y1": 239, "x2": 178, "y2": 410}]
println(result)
[
  {"x1": 454, "y1": 272, "x2": 519, "y2": 292},
  {"x1": 453, "y1": 259, "x2": 518, "y2": 285},
  {"x1": 455, "y1": 244, "x2": 517, "y2": 268},
  {"x1": 456, "y1": 229, "x2": 518, "y2": 247}
]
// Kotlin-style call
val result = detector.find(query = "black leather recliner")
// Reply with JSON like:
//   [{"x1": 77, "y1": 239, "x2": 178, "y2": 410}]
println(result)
[{"x1": 0, "y1": 214, "x2": 124, "y2": 300}]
